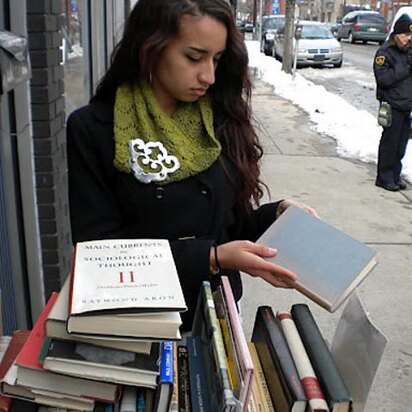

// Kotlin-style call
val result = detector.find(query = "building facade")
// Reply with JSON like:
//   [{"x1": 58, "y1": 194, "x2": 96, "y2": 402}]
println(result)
[{"x1": 0, "y1": 0, "x2": 130, "y2": 333}]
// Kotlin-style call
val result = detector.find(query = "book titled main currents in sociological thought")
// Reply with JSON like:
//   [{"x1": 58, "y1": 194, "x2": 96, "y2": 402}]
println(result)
[
  {"x1": 257, "y1": 206, "x2": 377, "y2": 312},
  {"x1": 67, "y1": 239, "x2": 187, "y2": 339}
]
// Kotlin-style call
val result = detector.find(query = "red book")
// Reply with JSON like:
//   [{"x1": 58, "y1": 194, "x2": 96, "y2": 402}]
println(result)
[
  {"x1": 277, "y1": 312, "x2": 328, "y2": 412},
  {"x1": 0, "y1": 331, "x2": 30, "y2": 412},
  {"x1": 15, "y1": 293, "x2": 58, "y2": 370}
]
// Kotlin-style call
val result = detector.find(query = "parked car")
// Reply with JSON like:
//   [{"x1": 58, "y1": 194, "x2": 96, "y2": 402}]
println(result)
[
  {"x1": 244, "y1": 22, "x2": 254, "y2": 33},
  {"x1": 261, "y1": 15, "x2": 285, "y2": 55},
  {"x1": 236, "y1": 20, "x2": 246, "y2": 33},
  {"x1": 336, "y1": 11, "x2": 388, "y2": 44},
  {"x1": 273, "y1": 21, "x2": 343, "y2": 68}
]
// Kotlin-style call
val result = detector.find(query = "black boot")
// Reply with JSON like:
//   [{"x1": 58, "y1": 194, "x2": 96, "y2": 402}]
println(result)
[{"x1": 375, "y1": 179, "x2": 400, "y2": 191}]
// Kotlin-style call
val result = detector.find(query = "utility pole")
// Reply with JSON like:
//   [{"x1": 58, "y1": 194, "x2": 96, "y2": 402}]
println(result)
[
  {"x1": 253, "y1": 0, "x2": 258, "y2": 39},
  {"x1": 282, "y1": 0, "x2": 296, "y2": 73},
  {"x1": 258, "y1": 0, "x2": 263, "y2": 44}
]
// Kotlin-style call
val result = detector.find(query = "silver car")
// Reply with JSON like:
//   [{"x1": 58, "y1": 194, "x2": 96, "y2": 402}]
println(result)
[{"x1": 274, "y1": 21, "x2": 343, "y2": 68}]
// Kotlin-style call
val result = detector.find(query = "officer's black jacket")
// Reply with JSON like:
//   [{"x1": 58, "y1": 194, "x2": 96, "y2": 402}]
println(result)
[
  {"x1": 66, "y1": 101, "x2": 281, "y2": 331},
  {"x1": 374, "y1": 37, "x2": 412, "y2": 111}
]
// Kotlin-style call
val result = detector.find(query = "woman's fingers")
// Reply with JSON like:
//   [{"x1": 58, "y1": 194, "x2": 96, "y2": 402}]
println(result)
[
  {"x1": 259, "y1": 271, "x2": 294, "y2": 288},
  {"x1": 218, "y1": 240, "x2": 298, "y2": 285},
  {"x1": 278, "y1": 199, "x2": 319, "y2": 218}
]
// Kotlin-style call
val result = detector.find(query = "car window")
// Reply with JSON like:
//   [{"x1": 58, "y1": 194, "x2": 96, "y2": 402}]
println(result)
[
  {"x1": 343, "y1": 16, "x2": 355, "y2": 23},
  {"x1": 265, "y1": 18, "x2": 285, "y2": 30},
  {"x1": 358, "y1": 14, "x2": 386, "y2": 24},
  {"x1": 300, "y1": 25, "x2": 334, "y2": 39}
]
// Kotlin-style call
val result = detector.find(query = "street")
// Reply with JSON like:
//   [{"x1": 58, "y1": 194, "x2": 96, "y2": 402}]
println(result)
[{"x1": 298, "y1": 41, "x2": 380, "y2": 116}]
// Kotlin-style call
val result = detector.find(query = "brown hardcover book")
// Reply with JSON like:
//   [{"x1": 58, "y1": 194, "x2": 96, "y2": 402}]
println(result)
[{"x1": 247, "y1": 342, "x2": 274, "y2": 412}]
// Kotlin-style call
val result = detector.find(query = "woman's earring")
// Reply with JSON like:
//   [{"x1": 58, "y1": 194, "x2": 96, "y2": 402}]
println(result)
[{"x1": 149, "y1": 72, "x2": 152, "y2": 84}]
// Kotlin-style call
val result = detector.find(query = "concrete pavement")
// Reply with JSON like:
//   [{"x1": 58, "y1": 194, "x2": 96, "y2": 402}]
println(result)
[{"x1": 241, "y1": 77, "x2": 412, "y2": 411}]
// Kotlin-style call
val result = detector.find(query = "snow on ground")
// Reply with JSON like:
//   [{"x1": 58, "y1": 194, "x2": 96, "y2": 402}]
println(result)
[{"x1": 246, "y1": 41, "x2": 412, "y2": 183}]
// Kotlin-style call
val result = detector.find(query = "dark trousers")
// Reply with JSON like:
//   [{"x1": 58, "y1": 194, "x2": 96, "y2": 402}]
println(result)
[{"x1": 377, "y1": 107, "x2": 410, "y2": 184}]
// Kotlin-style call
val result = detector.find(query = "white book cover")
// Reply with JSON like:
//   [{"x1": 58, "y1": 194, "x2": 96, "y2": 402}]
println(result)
[{"x1": 70, "y1": 239, "x2": 186, "y2": 316}]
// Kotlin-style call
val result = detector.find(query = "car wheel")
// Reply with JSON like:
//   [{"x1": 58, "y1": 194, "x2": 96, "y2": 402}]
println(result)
[
  {"x1": 378, "y1": 40, "x2": 384, "y2": 45},
  {"x1": 333, "y1": 59, "x2": 343, "y2": 68},
  {"x1": 348, "y1": 32, "x2": 355, "y2": 44}
]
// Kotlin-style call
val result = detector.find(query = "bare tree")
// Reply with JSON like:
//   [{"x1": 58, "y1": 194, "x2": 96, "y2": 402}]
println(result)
[{"x1": 282, "y1": 0, "x2": 296, "y2": 74}]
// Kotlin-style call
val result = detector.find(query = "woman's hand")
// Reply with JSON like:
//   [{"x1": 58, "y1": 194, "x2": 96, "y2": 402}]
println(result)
[
  {"x1": 276, "y1": 199, "x2": 318, "y2": 219},
  {"x1": 215, "y1": 240, "x2": 297, "y2": 288}
]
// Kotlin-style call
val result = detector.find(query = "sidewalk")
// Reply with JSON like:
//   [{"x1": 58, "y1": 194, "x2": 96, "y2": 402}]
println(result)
[{"x1": 241, "y1": 77, "x2": 412, "y2": 411}]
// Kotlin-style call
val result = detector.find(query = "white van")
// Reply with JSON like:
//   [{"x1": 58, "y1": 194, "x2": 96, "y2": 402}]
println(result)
[{"x1": 388, "y1": 6, "x2": 412, "y2": 35}]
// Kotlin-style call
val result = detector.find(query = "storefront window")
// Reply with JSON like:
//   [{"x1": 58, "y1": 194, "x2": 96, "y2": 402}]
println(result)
[{"x1": 62, "y1": 0, "x2": 90, "y2": 112}]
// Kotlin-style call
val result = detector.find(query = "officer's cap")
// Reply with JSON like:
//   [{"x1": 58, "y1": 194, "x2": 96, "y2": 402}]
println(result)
[{"x1": 393, "y1": 13, "x2": 412, "y2": 34}]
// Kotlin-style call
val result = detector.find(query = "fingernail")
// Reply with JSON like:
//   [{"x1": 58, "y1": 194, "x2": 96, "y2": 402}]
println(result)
[{"x1": 268, "y1": 247, "x2": 277, "y2": 253}]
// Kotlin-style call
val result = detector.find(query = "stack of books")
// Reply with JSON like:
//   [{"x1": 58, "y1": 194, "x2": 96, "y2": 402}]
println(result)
[
  {"x1": 0, "y1": 238, "x2": 187, "y2": 411},
  {"x1": 0, "y1": 207, "x2": 379, "y2": 411}
]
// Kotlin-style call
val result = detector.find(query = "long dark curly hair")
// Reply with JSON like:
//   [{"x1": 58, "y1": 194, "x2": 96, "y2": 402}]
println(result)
[{"x1": 93, "y1": 0, "x2": 265, "y2": 213}]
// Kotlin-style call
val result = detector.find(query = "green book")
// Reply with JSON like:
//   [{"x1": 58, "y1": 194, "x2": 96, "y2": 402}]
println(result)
[
  {"x1": 291, "y1": 304, "x2": 352, "y2": 412},
  {"x1": 192, "y1": 281, "x2": 239, "y2": 411}
]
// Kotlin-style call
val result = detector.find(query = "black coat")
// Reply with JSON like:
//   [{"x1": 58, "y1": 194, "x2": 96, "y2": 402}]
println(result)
[
  {"x1": 374, "y1": 39, "x2": 412, "y2": 111},
  {"x1": 66, "y1": 101, "x2": 281, "y2": 330}
]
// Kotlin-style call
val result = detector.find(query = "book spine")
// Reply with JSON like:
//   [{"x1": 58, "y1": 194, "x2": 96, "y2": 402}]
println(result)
[
  {"x1": 177, "y1": 345, "x2": 191, "y2": 412},
  {"x1": 160, "y1": 341, "x2": 174, "y2": 385},
  {"x1": 168, "y1": 343, "x2": 179, "y2": 412},
  {"x1": 291, "y1": 304, "x2": 351, "y2": 411},
  {"x1": 144, "y1": 388, "x2": 155, "y2": 412},
  {"x1": 68, "y1": 244, "x2": 78, "y2": 315},
  {"x1": 277, "y1": 312, "x2": 329, "y2": 412},
  {"x1": 186, "y1": 336, "x2": 210, "y2": 412},
  {"x1": 252, "y1": 306, "x2": 306, "y2": 412},
  {"x1": 247, "y1": 342, "x2": 274, "y2": 412},
  {"x1": 0, "y1": 396, "x2": 12, "y2": 412},
  {"x1": 220, "y1": 277, "x2": 254, "y2": 408},
  {"x1": 120, "y1": 386, "x2": 137, "y2": 412},
  {"x1": 201, "y1": 282, "x2": 237, "y2": 410},
  {"x1": 136, "y1": 389, "x2": 145, "y2": 412}
]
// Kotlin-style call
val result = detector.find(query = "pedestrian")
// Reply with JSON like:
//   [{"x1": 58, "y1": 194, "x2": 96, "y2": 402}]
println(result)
[
  {"x1": 373, "y1": 13, "x2": 412, "y2": 191},
  {"x1": 66, "y1": 0, "x2": 316, "y2": 330}
]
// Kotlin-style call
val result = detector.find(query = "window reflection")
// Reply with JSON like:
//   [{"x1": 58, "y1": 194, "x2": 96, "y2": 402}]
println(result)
[{"x1": 62, "y1": 0, "x2": 90, "y2": 112}]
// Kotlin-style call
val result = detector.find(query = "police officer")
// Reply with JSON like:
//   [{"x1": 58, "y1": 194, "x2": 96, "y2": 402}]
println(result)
[{"x1": 373, "y1": 14, "x2": 412, "y2": 191}]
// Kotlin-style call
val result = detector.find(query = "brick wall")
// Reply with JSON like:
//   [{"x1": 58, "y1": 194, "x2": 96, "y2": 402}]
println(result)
[{"x1": 27, "y1": 0, "x2": 72, "y2": 298}]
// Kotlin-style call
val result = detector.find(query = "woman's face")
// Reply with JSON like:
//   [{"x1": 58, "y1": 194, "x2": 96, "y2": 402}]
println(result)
[{"x1": 151, "y1": 14, "x2": 227, "y2": 116}]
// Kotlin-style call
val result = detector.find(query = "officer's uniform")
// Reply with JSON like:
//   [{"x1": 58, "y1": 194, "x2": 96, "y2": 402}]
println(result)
[{"x1": 373, "y1": 14, "x2": 412, "y2": 191}]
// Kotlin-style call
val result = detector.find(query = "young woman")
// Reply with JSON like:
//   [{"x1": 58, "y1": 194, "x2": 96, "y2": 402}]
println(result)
[{"x1": 67, "y1": 0, "x2": 316, "y2": 330}]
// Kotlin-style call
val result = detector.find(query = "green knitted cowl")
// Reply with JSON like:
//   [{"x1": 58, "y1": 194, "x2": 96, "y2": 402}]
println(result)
[{"x1": 113, "y1": 83, "x2": 221, "y2": 185}]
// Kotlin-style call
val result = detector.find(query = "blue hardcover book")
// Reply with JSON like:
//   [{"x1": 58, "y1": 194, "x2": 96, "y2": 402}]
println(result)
[
  {"x1": 104, "y1": 404, "x2": 114, "y2": 412},
  {"x1": 136, "y1": 388, "x2": 145, "y2": 412},
  {"x1": 153, "y1": 341, "x2": 174, "y2": 412},
  {"x1": 186, "y1": 335, "x2": 211, "y2": 412}
]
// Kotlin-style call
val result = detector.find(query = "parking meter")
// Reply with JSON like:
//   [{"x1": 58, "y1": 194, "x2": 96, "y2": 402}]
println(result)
[
  {"x1": 295, "y1": 24, "x2": 303, "y2": 40},
  {"x1": 292, "y1": 23, "x2": 303, "y2": 78}
]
